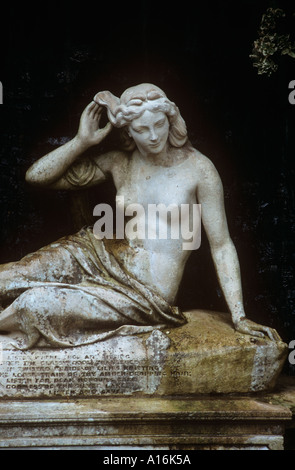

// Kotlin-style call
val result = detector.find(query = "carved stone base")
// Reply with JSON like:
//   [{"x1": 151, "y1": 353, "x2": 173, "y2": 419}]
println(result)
[
  {"x1": 0, "y1": 396, "x2": 291, "y2": 449},
  {"x1": 0, "y1": 310, "x2": 288, "y2": 397}
]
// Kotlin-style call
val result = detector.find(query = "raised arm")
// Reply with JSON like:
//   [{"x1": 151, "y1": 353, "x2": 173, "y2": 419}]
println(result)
[
  {"x1": 196, "y1": 153, "x2": 280, "y2": 341},
  {"x1": 25, "y1": 101, "x2": 112, "y2": 189}
]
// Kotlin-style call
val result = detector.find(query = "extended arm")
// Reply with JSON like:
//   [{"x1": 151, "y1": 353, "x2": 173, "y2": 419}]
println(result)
[
  {"x1": 25, "y1": 102, "x2": 112, "y2": 188},
  {"x1": 196, "y1": 154, "x2": 280, "y2": 341}
]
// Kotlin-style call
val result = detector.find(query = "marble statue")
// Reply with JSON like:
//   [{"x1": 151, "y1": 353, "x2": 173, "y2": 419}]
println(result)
[{"x1": 0, "y1": 83, "x2": 281, "y2": 349}]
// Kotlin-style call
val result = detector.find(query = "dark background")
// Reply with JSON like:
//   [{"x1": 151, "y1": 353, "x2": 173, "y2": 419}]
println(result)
[{"x1": 0, "y1": 1, "x2": 295, "y2": 372}]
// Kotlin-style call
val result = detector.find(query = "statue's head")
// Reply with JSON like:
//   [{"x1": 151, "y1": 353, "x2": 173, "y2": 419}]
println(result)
[{"x1": 94, "y1": 83, "x2": 188, "y2": 151}]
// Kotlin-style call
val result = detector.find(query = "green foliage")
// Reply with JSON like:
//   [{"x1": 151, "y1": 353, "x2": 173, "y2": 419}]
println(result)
[{"x1": 250, "y1": 8, "x2": 295, "y2": 76}]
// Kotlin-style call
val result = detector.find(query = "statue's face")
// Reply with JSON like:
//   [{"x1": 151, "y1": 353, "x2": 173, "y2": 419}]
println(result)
[{"x1": 128, "y1": 110, "x2": 169, "y2": 156}]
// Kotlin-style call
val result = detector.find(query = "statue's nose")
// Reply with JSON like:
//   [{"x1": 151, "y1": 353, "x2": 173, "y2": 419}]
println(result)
[{"x1": 149, "y1": 129, "x2": 158, "y2": 142}]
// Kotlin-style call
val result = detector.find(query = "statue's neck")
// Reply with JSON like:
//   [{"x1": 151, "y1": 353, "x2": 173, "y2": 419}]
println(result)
[{"x1": 134, "y1": 143, "x2": 174, "y2": 167}]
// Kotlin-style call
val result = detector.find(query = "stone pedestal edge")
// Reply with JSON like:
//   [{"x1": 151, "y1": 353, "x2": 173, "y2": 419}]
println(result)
[{"x1": 0, "y1": 395, "x2": 291, "y2": 450}]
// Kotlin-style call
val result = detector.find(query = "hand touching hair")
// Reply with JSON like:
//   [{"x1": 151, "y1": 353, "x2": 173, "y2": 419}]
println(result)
[{"x1": 94, "y1": 83, "x2": 188, "y2": 150}]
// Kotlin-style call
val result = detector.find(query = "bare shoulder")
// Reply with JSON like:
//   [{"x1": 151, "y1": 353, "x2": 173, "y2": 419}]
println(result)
[
  {"x1": 192, "y1": 148, "x2": 219, "y2": 178},
  {"x1": 191, "y1": 148, "x2": 222, "y2": 188},
  {"x1": 92, "y1": 150, "x2": 129, "y2": 176}
]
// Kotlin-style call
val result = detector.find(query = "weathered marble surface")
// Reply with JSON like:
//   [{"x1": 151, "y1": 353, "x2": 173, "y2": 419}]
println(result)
[
  {"x1": 0, "y1": 83, "x2": 282, "y2": 351},
  {"x1": 0, "y1": 394, "x2": 291, "y2": 449},
  {"x1": 0, "y1": 310, "x2": 288, "y2": 398}
]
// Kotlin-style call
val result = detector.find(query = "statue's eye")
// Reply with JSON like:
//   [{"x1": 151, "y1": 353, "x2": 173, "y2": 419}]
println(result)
[
  {"x1": 155, "y1": 119, "x2": 165, "y2": 128},
  {"x1": 133, "y1": 127, "x2": 145, "y2": 134}
]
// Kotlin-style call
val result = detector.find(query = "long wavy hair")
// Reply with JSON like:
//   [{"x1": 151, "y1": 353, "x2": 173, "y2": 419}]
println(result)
[{"x1": 95, "y1": 83, "x2": 188, "y2": 151}]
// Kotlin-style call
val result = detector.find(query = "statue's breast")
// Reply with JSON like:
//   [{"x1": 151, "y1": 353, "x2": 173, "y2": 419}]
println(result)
[{"x1": 116, "y1": 162, "x2": 198, "y2": 210}]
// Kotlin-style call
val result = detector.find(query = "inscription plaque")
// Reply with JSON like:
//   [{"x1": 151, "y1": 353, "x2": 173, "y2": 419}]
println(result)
[
  {"x1": 0, "y1": 311, "x2": 288, "y2": 398},
  {"x1": 0, "y1": 330, "x2": 171, "y2": 397}
]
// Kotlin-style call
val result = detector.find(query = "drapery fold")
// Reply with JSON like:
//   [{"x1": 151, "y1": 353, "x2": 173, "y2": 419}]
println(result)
[{"x1": 14, "y1": 227, "x2": 186, "y2": 348}]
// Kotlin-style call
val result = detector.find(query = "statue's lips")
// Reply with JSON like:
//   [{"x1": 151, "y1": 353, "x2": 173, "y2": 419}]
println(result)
[{"x1": 148, "y1": 142, "x2": 161, "y2": 148}]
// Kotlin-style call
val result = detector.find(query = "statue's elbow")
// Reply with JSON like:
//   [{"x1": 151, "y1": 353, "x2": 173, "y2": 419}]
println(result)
[
  {"x1": 25, "y1": 168, "x2": 35, "y2": 185},
  {"x1": 25, "y1": 168, "x2": 43, "y2": 186},
  {"x1": 210, "y1": 236, "x2": 235, "y2": 258}
]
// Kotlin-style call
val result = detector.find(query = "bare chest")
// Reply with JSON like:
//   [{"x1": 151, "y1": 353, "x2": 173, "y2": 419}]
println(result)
[{"x1": 115, "y1": 157, "x2": 198, "y2": 208}]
